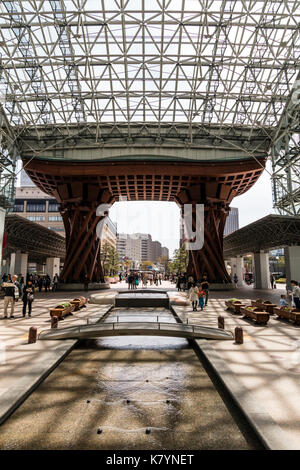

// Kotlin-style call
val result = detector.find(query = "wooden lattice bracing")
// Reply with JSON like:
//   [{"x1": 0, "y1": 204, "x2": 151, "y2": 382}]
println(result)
[{"x1": 23, "y1": 158, "x2": 266, "y2": 284}]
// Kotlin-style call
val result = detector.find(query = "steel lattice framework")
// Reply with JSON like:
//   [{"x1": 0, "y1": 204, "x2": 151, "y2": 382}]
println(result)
[{"x1": 0, "y1": 0, "x2": 299, "y2": 212}]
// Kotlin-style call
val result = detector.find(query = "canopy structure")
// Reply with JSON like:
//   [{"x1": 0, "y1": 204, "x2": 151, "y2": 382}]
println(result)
[
  {"x1": 223, "y1": 214, "x2": 300, "y2": 258},
  {"x1": 4, "y1": 214, "x2": 66, "y2": 263},
  {"x1": 0, "y1": 1, "x2": 299, "y2": 283}
]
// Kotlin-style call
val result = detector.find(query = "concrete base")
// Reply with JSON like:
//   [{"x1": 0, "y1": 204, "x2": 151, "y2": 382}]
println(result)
[
  {"x1": 116, "y1": 292, "x2": 169, "y2": 308},
  {"x1": 57, "y1": 282, "x2": 110, "y2": 291}
]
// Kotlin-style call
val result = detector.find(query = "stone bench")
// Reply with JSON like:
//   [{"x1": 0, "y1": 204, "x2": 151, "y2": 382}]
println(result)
[
  {"x1": 274, "y1": 307, "x2": 300, "y2": 326},
  {"x1": 241, "y1": 306, "x2": 270, "y2": 325}
]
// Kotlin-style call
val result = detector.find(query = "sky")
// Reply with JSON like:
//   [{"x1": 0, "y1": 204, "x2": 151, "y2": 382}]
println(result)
[{"x1": 109, "y1": 161, "x2": 275, "y2": 257}]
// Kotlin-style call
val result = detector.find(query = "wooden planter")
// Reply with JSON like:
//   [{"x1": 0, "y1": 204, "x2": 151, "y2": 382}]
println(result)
[
  {"x1": 251, "y1": 299, "x2": 276, "y2": 314},
  {"x1": 50, "y1": 303, "x2": 75, "y2": 320},
  {"x1": 70, "y1": 296, "x2": 87, "y2": 311},
  {"x1": 225, "y1": 300, "x2": 245, "y2": 314},
  {"x1": 241, "y1": 306, "x2": 270, "y2": 325},
  {"x1": 274, "y1": 307, "x2": 300, "y2": 326}
]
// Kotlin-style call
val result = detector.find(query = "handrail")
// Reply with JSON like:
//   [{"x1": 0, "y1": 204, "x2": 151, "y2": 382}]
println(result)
[{"x1": 38, "y1": 321, "x2": 233, "y2": 340}]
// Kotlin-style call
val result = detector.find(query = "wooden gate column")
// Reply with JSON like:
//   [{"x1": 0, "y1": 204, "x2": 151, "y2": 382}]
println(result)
[
  {"x1": 176, "y1": 183, "x2": 234, "y2": 283},
  {"x1": 54, "y1": 183, "x2": 115, "y2": 283}
]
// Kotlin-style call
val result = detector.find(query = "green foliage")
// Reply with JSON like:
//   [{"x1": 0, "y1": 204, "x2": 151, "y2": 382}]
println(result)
[
  {"x1": 100, "y1": 242, "x2": 120, "y2": 276},
  {"x1": 169, "y1": 244, "x2": 188, "y2": 274}
]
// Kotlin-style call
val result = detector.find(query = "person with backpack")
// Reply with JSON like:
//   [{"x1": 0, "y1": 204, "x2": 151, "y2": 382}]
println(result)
[
  {"x1": 1, "y1": 274, "x2": 19, "y2": 319},
  {"x1": 22, "y1": 280, "x2": 34, "y2": 318}
]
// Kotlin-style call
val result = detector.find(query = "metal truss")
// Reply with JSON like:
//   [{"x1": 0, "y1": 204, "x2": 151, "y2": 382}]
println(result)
[
  {"x1": 0, "y1": 98, "x2": 18, "y2": 210},
  {"x1": 0, "y1": 0, "x2": 298, "y2": 131},
  {"x1": 0, "y1": 1, "x2": 299, "y2": 212},
  {"x1": 223, "y1": 214, "x2": 300, "y2": 257},
  {"x1": 270, "y1": 71, "x2": 300, "y2": 216}
]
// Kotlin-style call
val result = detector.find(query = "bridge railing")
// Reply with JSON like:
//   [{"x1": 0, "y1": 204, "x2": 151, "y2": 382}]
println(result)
[{"x1": 38, "y1": 321, "x2": 233, "y2": 340}]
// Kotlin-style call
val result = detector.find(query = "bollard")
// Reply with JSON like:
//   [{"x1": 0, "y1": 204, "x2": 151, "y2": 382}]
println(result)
[
  {"x1": 235, "y1": 326, "x2": 243, "y2": 344},
  {"x1": 218, "y1": 316, "x2": 225, "y2": 329},
  {"x1": 28, "y1": 326, "x2": 38, "y2": 344},
  {"x1": 51, "y1": 316, "x2": 58, "y2": 329}
]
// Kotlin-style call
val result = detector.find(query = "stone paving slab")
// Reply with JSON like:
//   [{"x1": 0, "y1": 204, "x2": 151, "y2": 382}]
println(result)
[
  {"x1": 0, "y1": 291, "x2": 112, "y2": 425},
  {"x1": 171, "y1": 291, "x2": 300, "y2": 450}
]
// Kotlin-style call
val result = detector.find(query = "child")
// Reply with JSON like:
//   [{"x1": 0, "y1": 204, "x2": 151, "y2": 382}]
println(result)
[
  {"x1": 279, "y1": 294, "x2": 288, "y2": 307},
  {"x1": 198, "y1": 288, "x2": 205, "y2": 311}
]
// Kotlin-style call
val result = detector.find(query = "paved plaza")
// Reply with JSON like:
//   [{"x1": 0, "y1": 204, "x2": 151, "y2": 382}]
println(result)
[{"x1": 0, "y1": 281, "x2": 300, "y2": 448}]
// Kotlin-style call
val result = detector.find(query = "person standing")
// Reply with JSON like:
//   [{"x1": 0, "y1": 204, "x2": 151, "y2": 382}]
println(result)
[
  {"x1": 290, "y1": 281, "x2": 300, "y2": 310},
  {"x1": 2, "y1": 275, "x2": 19, "y2": 319},
  {"x1": 53, "y1": 273, "x2": 59, "y2": 292},
  {"x1": 83, "y1": 274, "x2": 89, "y2": 292},
  {"x1": 200, "y1": 274, "x2": 210, "y2": 306},
  {"x1": 45, "y1": 274, "x2": 51, "y2": 292},
  {"x1": 22, "y1": 280, "x2": 34, "y2": 318},
  {"x1": 189, "y1": 283, "x2": 199, "y2": 311},
  {"x1": 270, "y1": 273, "x2": 275, "y2": 289},
  {"x1": 233, "y1": 274, "x2": 238, "y2": 287}
]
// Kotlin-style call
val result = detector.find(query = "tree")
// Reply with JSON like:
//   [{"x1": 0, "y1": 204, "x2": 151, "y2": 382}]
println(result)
[
  {"x1": 169, "y1": 244, "x2": 188, "y2": 274},
  {"x1": 100, "y1": 242, "x2": 120, "y2": 276}
]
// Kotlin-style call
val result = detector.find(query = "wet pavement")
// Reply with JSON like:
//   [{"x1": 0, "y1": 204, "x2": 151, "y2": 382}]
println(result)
[{"x1": 0, "y1": 307, "x2": 254, "y2": 450}]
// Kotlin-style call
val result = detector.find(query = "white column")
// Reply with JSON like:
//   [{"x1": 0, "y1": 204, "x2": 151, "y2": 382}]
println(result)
[
  {"x1": 284, "y1": 246, "x2": 300, "y2": 289},
  {"x1": 230, "y1": 257, "x2": 244, "y2": 287},
  {"x1": 0, "y1": 207, "x2": 5, "y2": 273},
  {"x1": 10, "y1": 251, "x2": 28, "y2": 276},
  {"x1": 253, "y1": 251, "x2": 270, "y2": 289},
  {"x1": 45, "y1": 257, "x2": 60, "y2": 279}
]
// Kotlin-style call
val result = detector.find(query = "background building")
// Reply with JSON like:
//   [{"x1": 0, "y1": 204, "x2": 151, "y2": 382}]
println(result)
[
  {"x1": 117, "y1": 233, "x2": 169, "y2": 265},
  {"x1": 224, "y1": 207, "x2": 239, "y2": 236},
  {"x1": 13, "y1": 184, "x2": 117, "y2": 247}
]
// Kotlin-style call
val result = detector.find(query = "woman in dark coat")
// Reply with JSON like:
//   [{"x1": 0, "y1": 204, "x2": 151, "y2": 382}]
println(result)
[{"x1": 22, "y1": 280, "x2": 34, "y2": 318}]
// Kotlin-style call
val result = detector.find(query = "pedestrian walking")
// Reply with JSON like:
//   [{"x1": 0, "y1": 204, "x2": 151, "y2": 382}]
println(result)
[
  {"x1": 233, "y1": 274, "x2": 238, "y2": 287},
  {"x1": 198, "y1": 287, "x2": 205, "y2": 311},
  {"x1": 1, "y1": 275, "x2": 19, "y2": 319},
  {"x1": 200, "y1": 274, "x2": 210, "y2": 306},
  {"x1": 189, "y1": 283, "x2": 199, "y2": 311},
  {"x1": 22, "y1": 280, "x2": 34, "y2": 317}
]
